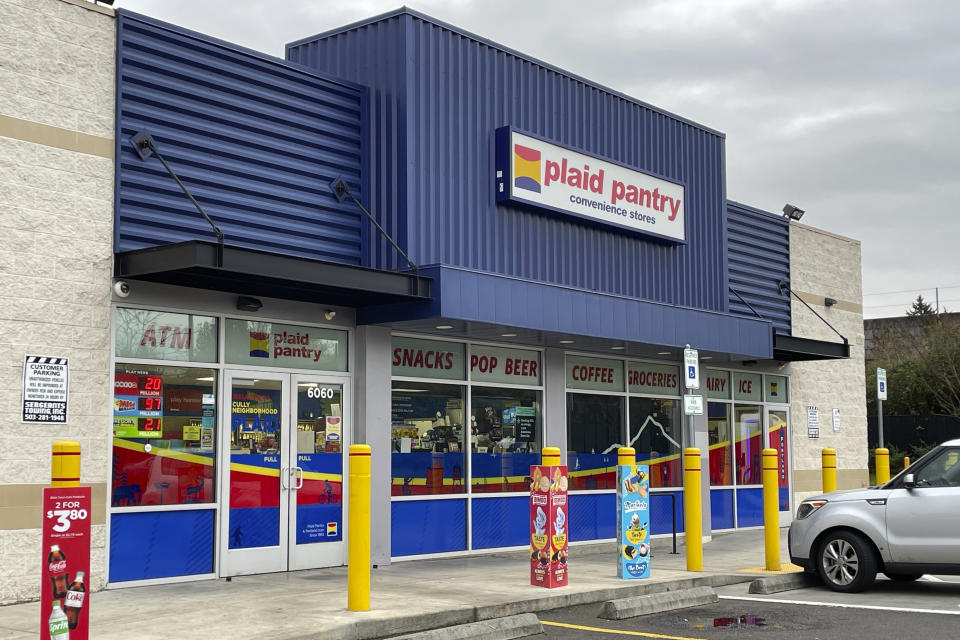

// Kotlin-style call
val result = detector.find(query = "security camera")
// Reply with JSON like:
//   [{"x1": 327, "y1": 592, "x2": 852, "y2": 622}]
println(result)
[{"x1": 113, "y1": 281, "x2": 131, "y2": 298}]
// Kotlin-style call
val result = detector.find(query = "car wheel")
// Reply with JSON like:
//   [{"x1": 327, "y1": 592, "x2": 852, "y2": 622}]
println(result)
[
  {"x1": 816, "y1": 531, "x2": 877, "y2": 593},
  {"x1": 884, "y1": 572, "x2": 923, "y2": 582}
]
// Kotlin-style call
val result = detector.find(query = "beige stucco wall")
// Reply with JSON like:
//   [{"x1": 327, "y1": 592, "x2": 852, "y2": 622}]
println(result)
[
  {"x1": 788, "y1": 222, "x2": 868, "y2": 504},
  {"x1": 0, "y1": 0, "x2": 115, "y2": 604}
]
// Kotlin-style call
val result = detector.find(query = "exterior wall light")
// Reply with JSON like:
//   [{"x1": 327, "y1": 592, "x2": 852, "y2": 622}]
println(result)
[
  {"x1": 824, "y1": 297, "x2": 838, "y2": 307},
  {"x1": 237, "y1": 296, "x2": 263, "y2": 312},
  {"x1": 782, "y1": 204, "x2": 805, "y2": 220}
]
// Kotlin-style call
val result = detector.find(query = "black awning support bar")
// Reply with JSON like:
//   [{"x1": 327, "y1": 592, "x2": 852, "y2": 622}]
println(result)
[
  {"x1": 330, "y1": 177, "x2": 420, "y2": 295},
  {"x1": 130, "y1": 132, "x2": 224, "y2": 267},
  {"x1": 729, "y1": 286, "x2": 764, "y2": 320},
  {"x1": 787, "y1": 285, "x2": 848, "y2": 346}
]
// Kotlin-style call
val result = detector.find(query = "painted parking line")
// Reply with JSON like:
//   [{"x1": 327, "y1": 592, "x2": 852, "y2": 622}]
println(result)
[
  {"x1": 719, "y1": 595, "x2": 960, "y2": 615},
  {"x1": 540, "y1": 620, "x2": 706, "y2": 640}
]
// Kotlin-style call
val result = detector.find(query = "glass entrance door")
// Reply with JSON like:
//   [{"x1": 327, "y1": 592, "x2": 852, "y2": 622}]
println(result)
[
  {"x1": 765, "y1": 407, "x2": 791, "y2": 526},
  {"x1": 288, "y1": 376, "x2": 347, "y2": 570},
  {"x1": 219, "y1": 371, "x2": 348, "y2": 576}
]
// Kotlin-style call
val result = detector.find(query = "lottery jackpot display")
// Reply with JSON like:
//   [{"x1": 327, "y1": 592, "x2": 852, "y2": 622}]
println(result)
[{"x1": 113, "y1": 373, "x2": 164, "y2": 438}]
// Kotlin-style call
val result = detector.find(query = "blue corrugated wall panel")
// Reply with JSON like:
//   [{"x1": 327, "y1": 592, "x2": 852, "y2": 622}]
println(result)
[
  {"x1": 116, "y1": 12, "x2": 367, "y2": 265},
  {"x1": 726, "y1": 201, "x2": 791, "y2": 334},
  {"x1": 288, "y1": 10, "x2": 729, "y2": 312}
]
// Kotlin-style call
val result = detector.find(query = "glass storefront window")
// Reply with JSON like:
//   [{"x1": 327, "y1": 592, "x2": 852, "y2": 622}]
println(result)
[
  {"x1": 470, "y1": 387, "x2": 541, "y2": 493},
  {"x1": 567, "y1": 393, "x2": 623, "y2": 490},
  {"x1": 708, "y1": 402, "x2": 732, "y2": 485},
  {"x1": 225, "y1": 319, "x2": 348, "y2": 371},
  {"x1": 765, "y1": 375, "x2": 788, "y2": 403},
  {"x1": 734, "y1": 405, "x2": 763, "y2": 485},
  {"x1": 629, "y1": 397, "x2": 682, "y2": 487},
  {"x1": 114, "y1": 308, "x2": 218, "y2": 362},
  {"x1": 705, "y1": 369, "x2": 730, "y2": 400},
  {"x1": 391, "y1": 382, "x2": 466, "y2": 496},
  {"x1": 112, "y1": 364, "x2": 216, "y2": 506}
]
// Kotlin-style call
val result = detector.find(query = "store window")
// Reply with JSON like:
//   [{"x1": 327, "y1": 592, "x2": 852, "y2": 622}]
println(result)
[
  {"x1": 629, "y1": 397, "x2": 681, "y2": 487},
  {"x1": 115, "y1": 308, "x2": 217, "y2": 362},
  {"x1": 470, "y1": 387, "x2": 541, "y2": 493},
  {"x1": 391, "y1": 382, "x2": 466, "y2": 496},
  {"x1": 765, "y1": 375, "x2": 788, "y2": 403},
  {"x1": 734, "y1": 405, "x2": 763, "y2": 485},
  {"x1": 567, "y1": 393, "x2": 623, "y2": 490},
  {"x1": 225, "y1": 319, "x2": 348, "y2": 371},
  {"x1": 112, "y1": 364, "x2": 217, "y2": 506},
  {"x1": 708, "y1": 402, "x2": 732, "y2": 485}
]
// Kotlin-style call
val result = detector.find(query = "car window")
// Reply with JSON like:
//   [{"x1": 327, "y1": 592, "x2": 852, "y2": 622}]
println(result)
[{"x1": 914, "y1": 448, "x2": 960, "y2": 487}]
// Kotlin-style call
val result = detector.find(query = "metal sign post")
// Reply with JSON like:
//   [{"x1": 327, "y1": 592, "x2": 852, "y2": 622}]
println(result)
[
  {"x1": 683, "y1": 346, "x2": 699, "y2": 445},
  {"x1": 877, "y1": 368, "x2": 887, "y2": 448}
]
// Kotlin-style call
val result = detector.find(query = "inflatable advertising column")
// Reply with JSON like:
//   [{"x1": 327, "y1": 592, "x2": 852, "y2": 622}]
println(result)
[{"x1": 617, "y1": 463, "x2": 651, "y2": 579}]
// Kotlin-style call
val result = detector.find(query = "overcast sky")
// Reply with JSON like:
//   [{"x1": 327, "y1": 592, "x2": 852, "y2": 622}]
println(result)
[{"x1": 113, "y1": 0, "x2": 960, "y2": 318}]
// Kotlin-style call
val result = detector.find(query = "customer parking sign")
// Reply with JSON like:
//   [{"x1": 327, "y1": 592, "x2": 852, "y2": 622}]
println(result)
[{"x1": 22, "y1": 356, "x2": 69, "y2": 423}]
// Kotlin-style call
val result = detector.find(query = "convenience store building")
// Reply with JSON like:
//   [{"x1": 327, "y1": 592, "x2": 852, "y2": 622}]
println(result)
[{"x1": 0, "y1": 0, "x2": 867, "y2": 600}]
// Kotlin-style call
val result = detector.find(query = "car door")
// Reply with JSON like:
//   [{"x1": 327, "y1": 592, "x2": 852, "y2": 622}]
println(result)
[{"x1": 885, "y1": 446, "x2": 960, "y2": 565}]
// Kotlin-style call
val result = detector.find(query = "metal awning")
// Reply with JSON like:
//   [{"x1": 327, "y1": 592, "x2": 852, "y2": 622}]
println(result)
[
  {"x1": 114, "y1": 241, "x2": 430, "y2": 307},
  {"x1": 773, "y1": 333, "x2": 850, "y2": 361}
]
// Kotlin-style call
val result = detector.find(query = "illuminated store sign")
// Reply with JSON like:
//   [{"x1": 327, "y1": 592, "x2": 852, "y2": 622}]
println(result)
[{"x1": 496, "y1": 128, "x2": 686, "y2": 242}]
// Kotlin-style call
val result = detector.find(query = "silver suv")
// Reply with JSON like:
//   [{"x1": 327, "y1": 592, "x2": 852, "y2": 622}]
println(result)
[{"x1": 789, "y1": 439, "x2": 960, "y2": 592}]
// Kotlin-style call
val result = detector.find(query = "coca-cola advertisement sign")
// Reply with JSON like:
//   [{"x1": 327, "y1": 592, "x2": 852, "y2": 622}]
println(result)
[{"x1": 41, "y1": 487, "x2": 91, "y2": 640}]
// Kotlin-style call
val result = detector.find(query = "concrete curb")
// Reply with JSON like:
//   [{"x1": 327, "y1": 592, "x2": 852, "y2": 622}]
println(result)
[
  {"x1": 299, "y1": 574, "x2": 752, "y2": 639},
  {"x1": 473, "y1": 573, "x2": 747, "y2": 621},
  {"x1": 748, "y1": 572, "x2": 820, "y2": 594},
  {"x1": 598, "y1": 586, "x2": 718, "y2": 620},
  {"x1": 385, "y1": 614, "x2": 543, "y2": 640}
]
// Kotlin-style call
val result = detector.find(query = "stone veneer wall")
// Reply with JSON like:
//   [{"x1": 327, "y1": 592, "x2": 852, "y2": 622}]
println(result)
[
  {"x1": 788, "y1": 222, "x2": 868, "y2": 504},
  {"x1": 0, "y1": 0, "x2": 114, "y2": 603}
]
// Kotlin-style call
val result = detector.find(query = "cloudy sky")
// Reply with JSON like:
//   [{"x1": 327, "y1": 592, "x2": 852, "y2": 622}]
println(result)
[{"x1": 113, "y1": 0, "x2": 960, "y2": 318}]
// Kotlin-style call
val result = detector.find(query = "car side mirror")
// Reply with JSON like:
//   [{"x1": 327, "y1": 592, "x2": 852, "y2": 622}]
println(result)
[{"x1": 903, "y1": 473, "x2": 916, "y2": 489}]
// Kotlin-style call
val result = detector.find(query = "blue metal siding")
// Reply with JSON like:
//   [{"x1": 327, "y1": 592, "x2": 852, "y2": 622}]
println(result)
[
  {"x1": 286, "y1": 16, "x2": 407, "y2": 272},
  {"x1": 289, "y1": 11, "x2": 728, "y2": 312},
  {"x1": 116, "y1": 13, "x2": 367, "y2": 265},
  {"x1": 726, "y1": 201, "x2": 791, "y2": 334},
  {"x1": 358, "y1": 266, "x2": 774, "y2": 359}
]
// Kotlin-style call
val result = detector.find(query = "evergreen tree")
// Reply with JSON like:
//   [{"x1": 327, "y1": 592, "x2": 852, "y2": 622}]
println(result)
[{"x1": 906, "y1": 294, "x2": 935, "y2": 316}]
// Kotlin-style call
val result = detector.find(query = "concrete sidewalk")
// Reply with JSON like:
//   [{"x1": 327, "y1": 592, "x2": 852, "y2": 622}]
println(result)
[{"x1": 0, "y1": 528, "x2": 796, "y2": 640}]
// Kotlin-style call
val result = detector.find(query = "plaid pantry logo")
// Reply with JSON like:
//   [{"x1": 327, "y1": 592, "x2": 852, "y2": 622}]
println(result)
[
  {"x1": 513, "y1": 144, "x2": 541, "y2": 193},
  {"x1": 249, "y1": 331, "x2": 270, "y2": 358}
]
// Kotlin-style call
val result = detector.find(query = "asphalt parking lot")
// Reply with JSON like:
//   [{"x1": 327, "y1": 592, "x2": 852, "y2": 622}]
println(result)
[{"x1": 538, "y1": 576, "x2": 960, "y2": 639}]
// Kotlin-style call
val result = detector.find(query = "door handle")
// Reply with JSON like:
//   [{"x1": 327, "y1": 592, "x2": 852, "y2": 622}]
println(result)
[
  {"x1": 294, "y1": 466, "x2": 304, "y2": 489},
  {"x1": 280, "y1": 467, "x2": 288, "y2": 490}
]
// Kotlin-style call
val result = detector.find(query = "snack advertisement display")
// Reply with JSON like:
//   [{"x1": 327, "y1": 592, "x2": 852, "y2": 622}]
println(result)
[
  {"x1": 617, "y1": 464, "x2": 650, "y2": 579},
  {"x1": 529, "y1": 464, "x2": 568, "y2": 588}
]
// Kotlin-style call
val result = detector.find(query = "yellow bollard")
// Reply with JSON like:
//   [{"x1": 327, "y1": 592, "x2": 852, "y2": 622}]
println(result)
[
  {"x1": 821, "y1": 448, "x2": 837, "y2": 494},
  {"x1": 617, "y1": 447, "x2": 635, "y2": 468},
  {"x1": 541, "y1": 446, "x2": 561, "y2": 467},
  {"x1": 903, "y1": 456, "x2": 910, "y2": 469},
  {"x1": 683, "y1": 448, "x2": 702, "y2": 571},
  {"x1": 875, "y1": 448, "x2": 890, "y2": 485},
  {"x1": 51, "y1": 441, "x2": 81, "y2": 487},
  {"x1": 347, "y1": 444, "x2": 371, "y2": 611},
  {"x1": 762, "y1": 448, "x2": 781, "y2": 571}
]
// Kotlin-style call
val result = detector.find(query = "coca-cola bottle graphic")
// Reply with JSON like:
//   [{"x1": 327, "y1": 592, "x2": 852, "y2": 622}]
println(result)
[
  {"x1": 64, "y1": 571, "x2": 85, "y2": 630},
  {"x1": 48, "y1": 544, "x2": 68, "y2": 600}
]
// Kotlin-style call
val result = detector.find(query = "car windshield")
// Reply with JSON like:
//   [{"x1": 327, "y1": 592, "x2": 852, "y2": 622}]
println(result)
[{"x1": 881, "y1": 445, "x2": 944, "y2": 489}]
